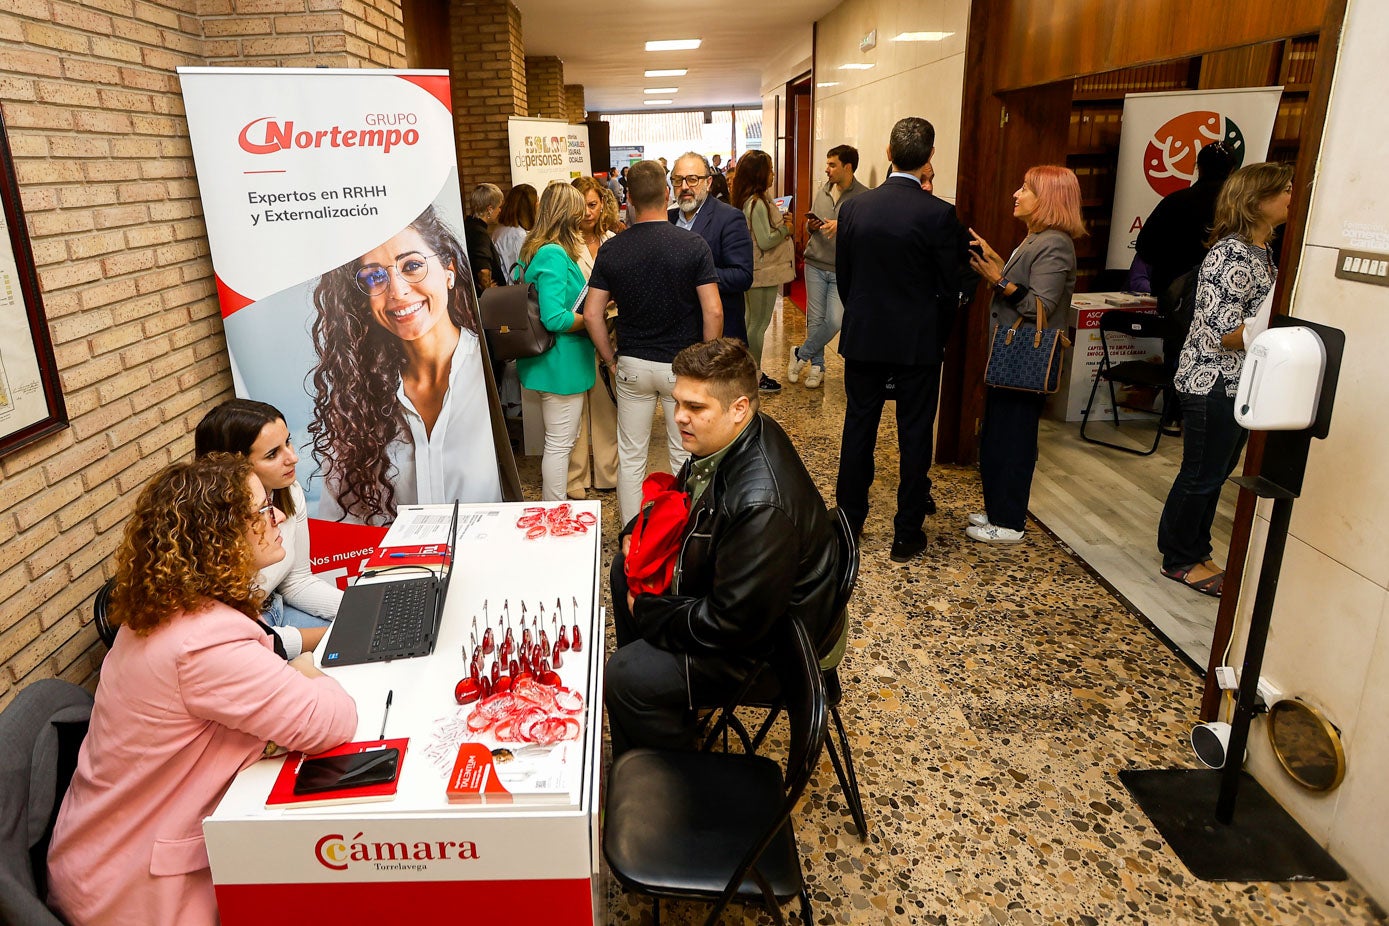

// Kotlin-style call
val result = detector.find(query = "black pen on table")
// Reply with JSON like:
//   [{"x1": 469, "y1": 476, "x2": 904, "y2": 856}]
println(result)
[{"x1": 379, "y1": 690, "x2": 393, "y2": 741}]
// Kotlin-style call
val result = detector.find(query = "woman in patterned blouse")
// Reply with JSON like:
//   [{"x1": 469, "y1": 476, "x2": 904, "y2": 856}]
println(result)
[{"x1": 1158, "y1": 162, "x2": 1294, "y2": 596}]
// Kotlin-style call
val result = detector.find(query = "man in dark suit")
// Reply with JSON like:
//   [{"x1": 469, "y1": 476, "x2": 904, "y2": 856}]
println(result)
[
  {"x1": 835, "y1": 117, "x2": 975, "y2": 563},
  {"x1": 668, "y1": 151, "x2": 754, "y2": 343}
]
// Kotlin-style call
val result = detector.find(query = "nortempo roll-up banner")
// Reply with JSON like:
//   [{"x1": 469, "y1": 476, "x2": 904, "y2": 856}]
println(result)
[
  {"x1": 507, "y1": 117, "x2": 592, "y2": 189},
  {"x1": 179, "y1": 67, "x2": 519, "y2": 585},
  {"x1": 1107, "y1": 87, "x2": 1281, "y2": 269}
]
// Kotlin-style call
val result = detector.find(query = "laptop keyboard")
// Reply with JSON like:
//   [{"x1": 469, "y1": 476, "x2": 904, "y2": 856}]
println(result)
[{"x1": 368, "y1": 578, "x2": 435, "y2": 657}]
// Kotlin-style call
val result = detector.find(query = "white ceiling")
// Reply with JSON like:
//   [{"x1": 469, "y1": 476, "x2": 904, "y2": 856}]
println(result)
[{"x1": 512, "y1": 0, "x2": 840, "y2": 113}]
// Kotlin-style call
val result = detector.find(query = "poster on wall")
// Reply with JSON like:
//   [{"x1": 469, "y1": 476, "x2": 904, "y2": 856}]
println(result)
[
  {"x1": 179, "y1": 67, "x2": 518, "y2": 584},
  {"x1": 506, "y1": 117, "x2": 592, "y2": 190},
  {"x1": 0, "y1": 106, "x2": 68, "y2": 457},
  {"x1": 1107, "y1": 87, "x2": 1282, "y2": 269},
  {"x1": 610, "y1": 145, "x2": 644, "y2": 169}
]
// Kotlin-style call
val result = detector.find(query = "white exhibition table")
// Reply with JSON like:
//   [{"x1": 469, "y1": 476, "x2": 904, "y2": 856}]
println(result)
[
  {"x1": 1049, "y1": 291, "x2": 1164, "y2": 422},
  {"x1": 204, "y1": 501, "x2": 606, "y2": 924}
]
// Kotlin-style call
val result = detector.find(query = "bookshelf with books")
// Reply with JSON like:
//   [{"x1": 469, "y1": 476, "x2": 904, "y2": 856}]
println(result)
[
  {"x1": 1271, "y1": 35, "x2": 1318, "y2": 154},
  {"x1": 1064, "y1": 41, "x2": 1316, "y2": 291}
]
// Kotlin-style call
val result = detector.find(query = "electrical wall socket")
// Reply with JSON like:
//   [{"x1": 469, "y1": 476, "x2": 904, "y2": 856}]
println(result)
[{"x1": 1256, "y1": 677, "x2": 1284, "y2": 707}]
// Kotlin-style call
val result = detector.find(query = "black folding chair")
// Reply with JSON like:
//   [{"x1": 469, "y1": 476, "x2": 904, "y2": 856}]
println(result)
[
  {"x1": 604, "y1": 617, "x2": 827, "y2": 925},
  {"x1": 702, "y1": 507, "x2": 868, "y2": 839},
  {"x1": 1079, "y1": 310, "x2": 1172, "y2": 455},
  {"x1": 91, "y1": 578, "x2": 117, "y2": 649}
]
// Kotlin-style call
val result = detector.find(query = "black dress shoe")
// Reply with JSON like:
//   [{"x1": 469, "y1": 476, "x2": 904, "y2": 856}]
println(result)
[{"x1": 890, "y1": 530, "x2": 928, "y2": 563}]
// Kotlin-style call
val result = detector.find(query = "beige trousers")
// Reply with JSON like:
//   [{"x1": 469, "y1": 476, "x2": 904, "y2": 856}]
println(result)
[{"x1": 566, "y1": 357, "x2": 619, "y2": 497}]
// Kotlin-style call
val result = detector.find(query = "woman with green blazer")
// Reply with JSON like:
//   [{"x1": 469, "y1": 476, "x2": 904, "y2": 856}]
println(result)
[{"x1": 516, "y1": 182, "x2": 596, "y2": 499}]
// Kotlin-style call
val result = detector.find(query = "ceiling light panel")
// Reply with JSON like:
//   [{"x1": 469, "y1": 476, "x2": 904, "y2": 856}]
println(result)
[
  {"x1": 892, "y1": 32, "x2": 955, "y2": 42},
  {"x1": 643, "y1": 100, "x2": 673, "y2": 105},
  {"x1": 645, "y1": 39, "x2": 701, "y2": 52},
  {"x1": 644, "y1": 69, "x2": 687, "y2": 77},
  {"x1": 644, "y1": 88, "x2": 678, "y2": 94}
]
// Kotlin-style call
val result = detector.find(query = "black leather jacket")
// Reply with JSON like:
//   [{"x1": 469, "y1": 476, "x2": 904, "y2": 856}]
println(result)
[{"x1": 632, "y1": 413, "x2": 840, "y2": 662}]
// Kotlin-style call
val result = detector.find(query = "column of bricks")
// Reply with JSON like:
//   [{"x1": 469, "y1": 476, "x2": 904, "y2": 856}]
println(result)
[
  {"x1": 524, "y1": 55, "x2": 565, "y2": 120},
  {"x1": 201, "y1": 0, "x2": 406, "y2": 68},
  {"x1": 563, "y1": 83, "x2": 585, "y2": 123},
  {"x1": 0, "y1": 0, "x2": 410, "y2": 706},
  {"x1": 451, "y1": 0, "x2": 527, "y2": 192}
]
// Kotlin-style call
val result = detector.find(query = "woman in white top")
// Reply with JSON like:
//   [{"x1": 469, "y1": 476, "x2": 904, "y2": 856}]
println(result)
[
  {"x1": 195, "y1": 399, "x2": 342, "y2": 657},
  {"x1": 566, "y1": 176, "x2": 619, "y2": 497},
  {"x1": 309, "y1": 205, "x2": 504, "y2": 525},
  {"x1": 493, "y1": 183, "x2": 538, "y2": 283}
]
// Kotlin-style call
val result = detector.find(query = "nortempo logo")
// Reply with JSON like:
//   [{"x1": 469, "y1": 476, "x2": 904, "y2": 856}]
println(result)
[
  {"x1": 314, "y1": 832, "x2": 480, "y2": 871},
  {"x1": 238, "y1": 117, "x2": 421, "y2": 156},
  {"x1": 1143, "y1": 111, "x2": 1245, "y2": 197}
]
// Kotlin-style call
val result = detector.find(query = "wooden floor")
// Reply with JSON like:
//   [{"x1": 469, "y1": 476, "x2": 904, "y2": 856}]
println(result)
[{"x1": 1029, "y1": 415, "x2": 1241, "y2": 669}]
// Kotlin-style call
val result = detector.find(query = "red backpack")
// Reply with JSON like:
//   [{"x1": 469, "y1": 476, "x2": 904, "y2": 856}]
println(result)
[{"x1": 624, "y1": 472, "x2": 692, "y2": 595}]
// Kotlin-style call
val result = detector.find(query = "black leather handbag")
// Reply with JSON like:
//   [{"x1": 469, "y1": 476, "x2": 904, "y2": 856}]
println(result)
[{"x1": 478, "y1": 282, "x2": 553, "y2": 361}]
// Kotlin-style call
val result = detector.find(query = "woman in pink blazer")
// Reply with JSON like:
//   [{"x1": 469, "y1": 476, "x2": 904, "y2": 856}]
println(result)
[{"x1": 47, "y1": 455, "x2": 359, "y2": 926}]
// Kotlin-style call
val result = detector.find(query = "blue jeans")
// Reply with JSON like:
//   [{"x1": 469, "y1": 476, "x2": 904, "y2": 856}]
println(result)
[
  {"x1": 263, "y1": 592, "x2": 332, "y2": 629},
  {"x1": 1157, "y1": 379, "x2": 1248, "y2": 570},
  {"x1": 796, "y1": 264, "x2": 843, "y2": 368}
]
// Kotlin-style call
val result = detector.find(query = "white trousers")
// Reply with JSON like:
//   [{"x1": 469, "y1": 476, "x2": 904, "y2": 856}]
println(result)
[
  {"x1": 614, "y1": 356, "x2": 689, "y2": 524},
  {"x1": 538, "y1": 391, "x2": 586, "y2": 501}
]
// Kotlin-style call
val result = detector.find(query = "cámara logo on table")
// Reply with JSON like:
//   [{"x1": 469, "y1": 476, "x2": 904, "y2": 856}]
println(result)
[
  {"x1": 314, "y1": 832, "x2": 480, "y2": 872},
  {"x1": 1142, "y1": 110, "x2": 1246, "y2": 197}
]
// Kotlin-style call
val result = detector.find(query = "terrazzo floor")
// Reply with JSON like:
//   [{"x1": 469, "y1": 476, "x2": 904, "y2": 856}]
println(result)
[{"x1": 514, "y1": 300, "x2": 1386, "y2": 925}]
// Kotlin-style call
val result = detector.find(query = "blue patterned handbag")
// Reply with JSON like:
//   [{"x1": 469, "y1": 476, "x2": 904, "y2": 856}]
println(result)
[{"x1": 985, "y1": 295, "x2": 1071, "y2": 394}]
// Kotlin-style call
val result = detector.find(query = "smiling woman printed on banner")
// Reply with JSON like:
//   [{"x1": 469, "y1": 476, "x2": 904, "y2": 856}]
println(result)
[{"x1": 309, "y1": 204, "x2": 510, "y2": 525}]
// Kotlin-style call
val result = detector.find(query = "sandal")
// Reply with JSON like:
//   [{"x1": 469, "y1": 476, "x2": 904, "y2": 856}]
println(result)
[
  {"x1": 1161, "y1": 563, "x2": 1224, "y2": 597},
  {"x1": 1185, "y1": 571, "x2": 1224, "y2": 598},
  {"x1": 1161, "y1": 563, "x2": 1197, "y2": 583}
]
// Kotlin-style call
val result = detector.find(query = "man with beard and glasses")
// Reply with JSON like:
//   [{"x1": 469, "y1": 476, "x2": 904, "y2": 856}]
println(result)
[{"x1": 667, "y1": 151, "x2": 754, "y2": 343}]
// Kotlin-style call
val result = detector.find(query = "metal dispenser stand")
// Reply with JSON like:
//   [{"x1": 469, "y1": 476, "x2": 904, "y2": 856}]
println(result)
[{"x1": 1120, "y1": 318, "x2": 1347, "y2": 881}]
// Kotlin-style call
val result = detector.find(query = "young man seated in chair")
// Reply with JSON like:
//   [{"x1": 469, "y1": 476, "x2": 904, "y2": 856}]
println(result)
[{"x1": 604, "y1": 338, "x2": 841, "y2": 756}]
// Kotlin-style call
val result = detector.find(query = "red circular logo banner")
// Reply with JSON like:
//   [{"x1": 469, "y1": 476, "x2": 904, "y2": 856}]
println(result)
[{"x1": 1143, "y1": 111, "x2": 1245, "y2": 196}]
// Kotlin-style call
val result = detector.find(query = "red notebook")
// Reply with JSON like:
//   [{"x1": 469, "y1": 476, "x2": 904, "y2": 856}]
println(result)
[{"x1": 265, "y1": 738, "x2": 408, "y2": 809}]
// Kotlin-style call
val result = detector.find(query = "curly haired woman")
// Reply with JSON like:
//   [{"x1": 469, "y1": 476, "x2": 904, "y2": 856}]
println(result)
[
  {"x1": 47, "y1": 455, "x2": 357, "y2": 926},
  {"x1": 309, "y1": 204, "x2": 506, "y2": 524}
]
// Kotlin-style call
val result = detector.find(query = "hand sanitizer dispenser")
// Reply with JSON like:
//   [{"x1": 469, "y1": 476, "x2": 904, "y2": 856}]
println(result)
[{"x1": 1235, "y1": 326, "x2": 1326, "y2": 431}]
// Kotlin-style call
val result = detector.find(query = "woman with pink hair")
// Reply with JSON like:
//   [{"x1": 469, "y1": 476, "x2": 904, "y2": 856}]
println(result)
[{"x1": 966, "y1": 165, "x2": 1086, "y2": 543}]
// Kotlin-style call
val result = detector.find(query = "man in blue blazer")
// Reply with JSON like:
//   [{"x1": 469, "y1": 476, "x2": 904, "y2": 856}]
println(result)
[
  {"x1": 835, "y1": 117, "x2": 976, "y2": 563},
  {"x1": 668, "y1": 151, "x2": 754, "y2": 343}
]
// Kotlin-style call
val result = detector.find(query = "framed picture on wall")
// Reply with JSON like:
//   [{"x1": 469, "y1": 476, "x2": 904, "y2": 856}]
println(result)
[{"x1": 0, "y1": 105, "x2": 67, "y2": 457}]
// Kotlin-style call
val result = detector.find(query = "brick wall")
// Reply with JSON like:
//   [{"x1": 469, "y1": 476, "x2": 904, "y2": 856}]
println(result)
[
  {"x1": 563, "y1": 82, "x2": 584, "y2": 123},
  {"x1": 524, "y1": 55, "x2": 563, "y2": 119},
  {"x1": 451, "y1": 0, "x2": 526, "y2": 192},
  {"x1": 0, "y1": 0, "x2": 405, "y2": 709},
  {"x1": 201, "y1": 0, "x2": 405, "y2": 68}
]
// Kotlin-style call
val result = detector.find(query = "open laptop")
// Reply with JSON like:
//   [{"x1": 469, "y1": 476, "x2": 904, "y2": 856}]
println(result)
[{"x1": 320, "y1": 501, "x2": 459, "y2": 667}]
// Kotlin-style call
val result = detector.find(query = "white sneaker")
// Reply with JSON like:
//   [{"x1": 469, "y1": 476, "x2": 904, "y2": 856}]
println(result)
[
  {"x1": 803, "y1": 365, "x2": 824, "y2": 388},
  {"x1": 966, "y1": 524, "x2": 1024, "y2": 544},
  {"x1": 787, "y1": 346, "x2": 808, "y2": 383},
  {"x1": 968, "y1": 513, "x2": 990, "y2": 528}
]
